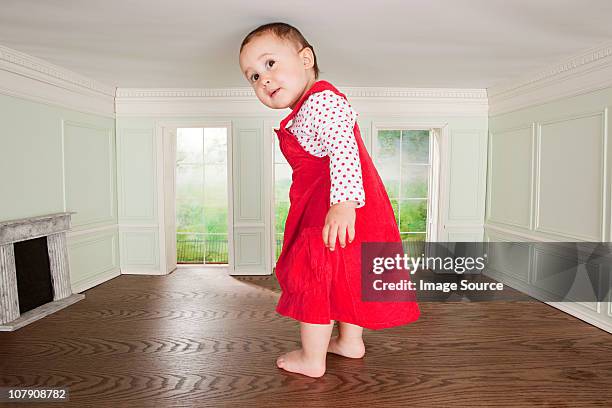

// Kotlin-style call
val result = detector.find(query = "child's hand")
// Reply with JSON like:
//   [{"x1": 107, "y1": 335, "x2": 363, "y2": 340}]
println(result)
[{"x1": 322, "y1": 201, "x2": 358, "y2": 251}]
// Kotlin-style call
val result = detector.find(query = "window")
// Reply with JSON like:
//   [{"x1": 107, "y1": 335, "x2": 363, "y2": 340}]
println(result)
[
  {"x1": 175, "y1": 128, "x2": 228, "y2": 264},
  {"x1": 273, "y1": 127, "x2": 435, "y2": 263},
  {"x1": 374, "y1": 129, "x2": 432, "y2": 251}
]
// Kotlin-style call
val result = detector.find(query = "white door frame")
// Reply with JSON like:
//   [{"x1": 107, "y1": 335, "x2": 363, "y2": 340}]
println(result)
[
  {"x1": 157, "y1": 120, "x2": 234, "y2": 273},
  {"x1": 267, "y1": 121, "x2": 278, "y2": 273},
  {"x1": 370, "y1": 121, "x2": 448, "y2": 242}
]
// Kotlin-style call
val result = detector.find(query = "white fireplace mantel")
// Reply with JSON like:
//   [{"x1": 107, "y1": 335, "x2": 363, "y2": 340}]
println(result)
[{"x1": 0, "y1": 212, "x2": 84, "y2": 331}]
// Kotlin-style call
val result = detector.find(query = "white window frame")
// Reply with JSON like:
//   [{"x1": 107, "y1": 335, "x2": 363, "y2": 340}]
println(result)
[
  {"x1": 157, "y1": 120, "x2": 234, "y2": 273},
  {"x1": 370, "y1": 122, "x2": 446, "y2": 243}
]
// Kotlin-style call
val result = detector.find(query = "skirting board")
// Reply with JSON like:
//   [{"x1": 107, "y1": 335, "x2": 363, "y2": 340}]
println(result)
[
  {"x1": 121, "y1": 268, "x2": 167, "y2": 275},
  {"x1": 485, "y1": 269, "x2": 612, "y2": 334},
  {"x1": 546, "y1": 301, "x2": 612, "y2": 335}
]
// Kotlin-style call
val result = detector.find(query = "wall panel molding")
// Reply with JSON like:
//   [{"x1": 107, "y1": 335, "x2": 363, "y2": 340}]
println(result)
[
  {"x1": 71, "y1": 268, "x2": 120, "y2": 294},
  {"x1": 534, "y1": 110, "x2": 606, "y2": 241},
  {"x1": 485, "y1": 223, "x2": 587, "y2": 243},
  {"x1": 67, "y1": 229, "x2": 120, "y2": 292},
  {"x1": 117, "y1": 128, "x2": 157, "y2": 222},
  {"x1": 62, "y1": 120, "x2": 117, "y2": 229},
  {"x1": 234, "y1": 128, "x2": 263, "y2": 222},
  {"x1": 119, "y1": 229, "x2": 159, "y2": 269},
  {"x1": 484, "y1": 228, "x2": 612, "y2": 334},
  {"x1": 486, "y1": 124, "x2": 535, "y2": 230},
  {"x1": 446, "y1": 130, "x2": 487, "y2": 222},
  {"x1": 69, "y1": 233, "x2": 119, "y2": 279},
  {"x1": 234, "y1": 229, "x2": 267, "y2": 274},
  {"x1": 484, "y1": 231, "x2": 531, "y2": 284}
]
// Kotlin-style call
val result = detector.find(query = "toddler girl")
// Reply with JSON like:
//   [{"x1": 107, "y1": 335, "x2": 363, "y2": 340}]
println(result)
[{"x1": 239, "y1": 22, "x2": 420, "y2": 378}]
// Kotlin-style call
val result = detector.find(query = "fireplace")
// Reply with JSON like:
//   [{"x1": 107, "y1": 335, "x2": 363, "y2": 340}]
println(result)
[
  {"x1": 14, "y1": 236, "x2": 54, "y2": 313},
  {"x1": 0, "y1": 212, "x2": 84, "y2": 331}
]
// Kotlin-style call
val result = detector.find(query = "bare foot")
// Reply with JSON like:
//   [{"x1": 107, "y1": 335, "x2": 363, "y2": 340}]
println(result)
[
  {"x1": 276, "y1": 349, "x2": 326, "y2": 378},
  {"x1": 327, "y1": 336, "x2": 366, "y2": 358}
]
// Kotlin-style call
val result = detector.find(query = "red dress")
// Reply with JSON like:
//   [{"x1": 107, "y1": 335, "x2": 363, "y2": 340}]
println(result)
[{"x1": 274, "y1": 80, "x2": 421, "y2": 330}]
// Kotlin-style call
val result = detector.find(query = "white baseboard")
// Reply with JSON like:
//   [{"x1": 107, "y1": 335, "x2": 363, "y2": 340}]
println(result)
[
  {"x1": 547, "y1": 301, "x2": 612, "y2": 334},
  {"x1": 485, "y1": 268, "x2": 612, "y2": 334},
  {"x1": 120, "y1": 268, "x2": 166, "y2": 275}
]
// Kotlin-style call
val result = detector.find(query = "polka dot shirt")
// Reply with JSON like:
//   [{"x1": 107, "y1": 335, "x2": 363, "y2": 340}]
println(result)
[{"x1": 287, "y1": 90, "x2": 366, "y2": 208}]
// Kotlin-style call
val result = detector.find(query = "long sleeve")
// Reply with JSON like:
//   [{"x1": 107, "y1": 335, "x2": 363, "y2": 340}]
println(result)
[{"x1": 297, "y1": 90, "x2": 365, "y2": 208}]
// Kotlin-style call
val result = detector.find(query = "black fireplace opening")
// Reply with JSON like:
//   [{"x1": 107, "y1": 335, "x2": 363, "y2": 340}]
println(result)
[{"x1": 13, "y1": 236, "x2": 54, "y2": 313}]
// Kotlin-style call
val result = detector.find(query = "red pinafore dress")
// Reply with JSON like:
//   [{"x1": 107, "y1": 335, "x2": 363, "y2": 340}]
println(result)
[{"x1": 273, "y1": 80, "x2": 420, "y2": 330}]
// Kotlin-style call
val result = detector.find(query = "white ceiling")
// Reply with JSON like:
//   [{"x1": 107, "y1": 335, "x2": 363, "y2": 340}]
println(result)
[{"x1": 1, "y1": 0, "x2": 611, "y2": 89}]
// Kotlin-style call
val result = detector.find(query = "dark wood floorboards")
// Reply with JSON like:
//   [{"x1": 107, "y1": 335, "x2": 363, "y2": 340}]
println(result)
[{"x1": 0, "y1": 267, "x2": 611, "y2": 407}]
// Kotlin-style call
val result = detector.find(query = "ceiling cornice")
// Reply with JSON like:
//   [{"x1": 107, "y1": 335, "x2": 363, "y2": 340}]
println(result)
[
  {"x1": 488, "y1": 40, "x2": 612, "y2": 115},
  {"x1": 488, "y1": 41, "x2": 612, "y2": 97},
  {"x1": 115, "y1": 85, "x2": 488, "y2": 117},
  {"x1": 115, "y1": 86, "x2": 487, "y2": 99},
  {"x1": 0, "y1": 44, "x2": 115, "y2": 97}
]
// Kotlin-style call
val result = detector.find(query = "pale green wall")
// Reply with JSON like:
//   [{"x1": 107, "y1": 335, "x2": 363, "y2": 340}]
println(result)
[
  {"x1": 117, "y1": 113, "x2": 488, "y2": 273},
  {"x1": 488, "y1": 86, "x2": 612, "y2": 239},
  {"x1": 487, "y1": 85, "x2": 612, "y2": 330},
  {"x1": 0, "y1": 94, "x2": 119, "y2": 291},
  {"x1": 116, "y1": 118, "x2": 160, "y2": 272}
]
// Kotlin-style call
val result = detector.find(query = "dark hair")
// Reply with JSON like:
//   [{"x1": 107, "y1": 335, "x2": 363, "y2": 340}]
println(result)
[{"x1": 240, "y1": 22, "x2": 320, "y2": 80}]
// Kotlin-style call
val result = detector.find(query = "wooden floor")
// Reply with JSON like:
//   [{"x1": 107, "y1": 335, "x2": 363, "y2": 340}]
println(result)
[{"x1": 0, "y1": 267, "x2": 611, "y2": 408}]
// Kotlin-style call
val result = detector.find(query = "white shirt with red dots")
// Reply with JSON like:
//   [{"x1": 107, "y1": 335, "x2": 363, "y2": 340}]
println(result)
[{"x1": 286, "y1": 90, "x2": 366, "y2": 208}]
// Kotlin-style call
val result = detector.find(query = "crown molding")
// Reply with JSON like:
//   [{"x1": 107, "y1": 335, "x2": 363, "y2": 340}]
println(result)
[
  {"x1": 0, "y1": 44, "x2": 115, "y2": 117},
  {"x1": 488, "y1": 41, "x2": 612, "y2": 116},
  {"x1": 0, "y1": 45, "x2": 115, "y2": 96},
  {"x1": 115, "y1": 86, "x2": 487, "y2": 99},
  {"x1": 115, "y1": 86, "x2": 488, "y2": 117},
  {"x1": 116, "y1": 88, "x2": 253, "y2": 98},
  {"x1": 342, "y1": 87, "x2": 487, "y2": 99}
]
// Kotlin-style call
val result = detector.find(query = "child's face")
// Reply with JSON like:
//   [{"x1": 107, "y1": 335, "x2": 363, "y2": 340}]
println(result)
[{"x1": 239, "y1": 33, "x2": 315, "y2": 110}]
